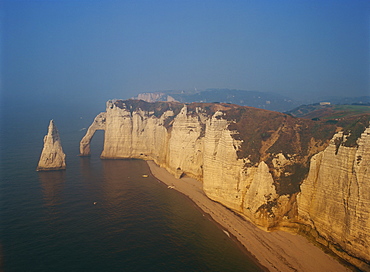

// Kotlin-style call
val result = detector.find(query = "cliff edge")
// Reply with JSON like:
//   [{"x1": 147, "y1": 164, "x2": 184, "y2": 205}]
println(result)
[
  {"x1": 80, "y1": 100, "x2": 370, "y2": 270},
  {"x1": 37, "y1": 120, "x2": 66, "y2": 171}
]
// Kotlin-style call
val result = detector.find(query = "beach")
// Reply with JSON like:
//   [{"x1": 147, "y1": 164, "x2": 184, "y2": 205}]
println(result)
[{"x1": 147, "y1": 161, "x2": 350, "y2": 272}]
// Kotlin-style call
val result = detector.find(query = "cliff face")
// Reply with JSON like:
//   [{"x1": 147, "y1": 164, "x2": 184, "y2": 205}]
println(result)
[
  {"x1": 297, "y1": 128, "x2": 370, "y2": 269},
  {"x1": 37, "y1": 120, "x2": 66, "y2": 171},
  {"x1": 81, "y1": 100, "x2": 370, "y2": 269}
]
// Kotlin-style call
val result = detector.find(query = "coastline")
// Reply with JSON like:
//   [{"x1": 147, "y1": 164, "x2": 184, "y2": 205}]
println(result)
[{"x1": 146, "y1": 160, "x2": 350, "y2": 272}]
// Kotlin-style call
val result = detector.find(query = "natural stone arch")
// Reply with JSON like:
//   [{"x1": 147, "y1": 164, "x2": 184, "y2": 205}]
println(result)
[{"x1": 79, "y1": 112, "x2": 106, "y2": 156}]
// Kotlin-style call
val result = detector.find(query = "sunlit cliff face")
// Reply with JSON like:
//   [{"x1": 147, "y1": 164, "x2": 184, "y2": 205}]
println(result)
[{"x1": 80, "y1": 100, "x2": 370, "y2": 270}]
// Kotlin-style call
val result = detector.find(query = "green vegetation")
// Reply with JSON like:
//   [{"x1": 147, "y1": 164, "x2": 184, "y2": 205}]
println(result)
[
  {"x1": 325, "y1": 120, "x2": 338, "y2": 124},
  {"x1": 333, "y1": 104, "x2": 370, "y2": 114},
  {"x1": 286, "y1": 103, "x2": 370, "y2": 120}
]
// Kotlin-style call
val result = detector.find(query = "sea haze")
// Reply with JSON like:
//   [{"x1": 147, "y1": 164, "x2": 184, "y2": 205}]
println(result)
[{"x1": 0, "y1": 101, "x2": 262, "y2": 271}]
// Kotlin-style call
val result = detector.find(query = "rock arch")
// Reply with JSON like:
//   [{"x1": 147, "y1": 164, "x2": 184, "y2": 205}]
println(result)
[{"x1": 79, "y1": 112, "x2": 106, "y2": 156}]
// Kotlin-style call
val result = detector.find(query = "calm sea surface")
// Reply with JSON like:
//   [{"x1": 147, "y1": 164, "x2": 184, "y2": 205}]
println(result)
[{"x1": 0, "y1": 102, "x2": 262, "y2": 272}]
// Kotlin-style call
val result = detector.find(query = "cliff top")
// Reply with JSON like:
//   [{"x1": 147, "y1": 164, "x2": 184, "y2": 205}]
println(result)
[
  {"x1": 111, "y1": 99, "x2": 276, "y2": 117},
  {"x1": 111, "y1": 100, "x2": 369, "y2": 150},
  {"x1": 110, "y1": 99, "x2": 369, "y2": 195}
]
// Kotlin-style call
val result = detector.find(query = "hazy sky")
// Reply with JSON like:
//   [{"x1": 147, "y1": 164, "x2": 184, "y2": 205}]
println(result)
[{"x1": 2, "y1": 0, "x2": 369, "y2": 105}]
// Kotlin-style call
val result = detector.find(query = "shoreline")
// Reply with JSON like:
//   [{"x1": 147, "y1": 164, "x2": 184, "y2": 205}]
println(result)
[{"x1": 146, "y1": 160, "x2": 350, "y2": 272}]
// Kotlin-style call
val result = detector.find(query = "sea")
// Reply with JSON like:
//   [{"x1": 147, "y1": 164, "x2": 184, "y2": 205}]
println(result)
[{"x1": 0, "y1": 100, "x2": 263, "y2": 272}]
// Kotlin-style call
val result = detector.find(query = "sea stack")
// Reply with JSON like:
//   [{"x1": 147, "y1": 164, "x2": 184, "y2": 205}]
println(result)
[{"x1": 36, "y1": 120, "x2": 66, "y2": 171}]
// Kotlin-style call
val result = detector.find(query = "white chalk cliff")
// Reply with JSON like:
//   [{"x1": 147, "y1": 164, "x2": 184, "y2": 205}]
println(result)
[
  {"x1": 80, "y1": 100, "x2": 370, "y2": 270},
  {"x1": 37, "y1": 120, "x2": 66, "y2": 171},
  {"x1": 297, "y1": 128, "x2": 370, "y2": 270}
]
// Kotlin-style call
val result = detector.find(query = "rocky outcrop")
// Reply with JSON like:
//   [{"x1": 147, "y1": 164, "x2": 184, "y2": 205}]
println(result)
[
  {"x1": 37, "y1": 120, "x2": 66, "y2": 171},
  {"x1": 80, "y1": 100, "x2": 370, "y2": 269}
]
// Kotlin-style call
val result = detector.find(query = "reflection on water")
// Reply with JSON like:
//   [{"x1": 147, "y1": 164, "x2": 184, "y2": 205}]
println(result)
[
  {"x1": 38, "y1": 171, "x2": 66, "y2": 208},
  {"x1": 101, "y1": 159, "x2": 145, "y2": 206},
  {"x1": 100, "y1": 159, "x2": 155, "y2": 226},
  {"x1": 97, "y1": 160, "x2": 263, "y2": 272},
  {"x1": 80, "y1": 156, "x2": 94, "y2": 181}
]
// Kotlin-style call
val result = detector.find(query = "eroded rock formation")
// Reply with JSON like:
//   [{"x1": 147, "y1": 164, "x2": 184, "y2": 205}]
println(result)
[
  {"x1": 37, "y1": 120, "x2": 66, "y2": 171},
  {"x1": 80, "y1": 112, "x2": 106, "y2": 156},
  {"x1": 80, "y1": 99, "x2": 370, "y2": 269}
]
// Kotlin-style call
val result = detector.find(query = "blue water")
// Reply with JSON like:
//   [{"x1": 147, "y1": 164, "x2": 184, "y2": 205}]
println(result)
[{"x1": 0, "y1": 101, "x2": 263, "y2": 271}]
